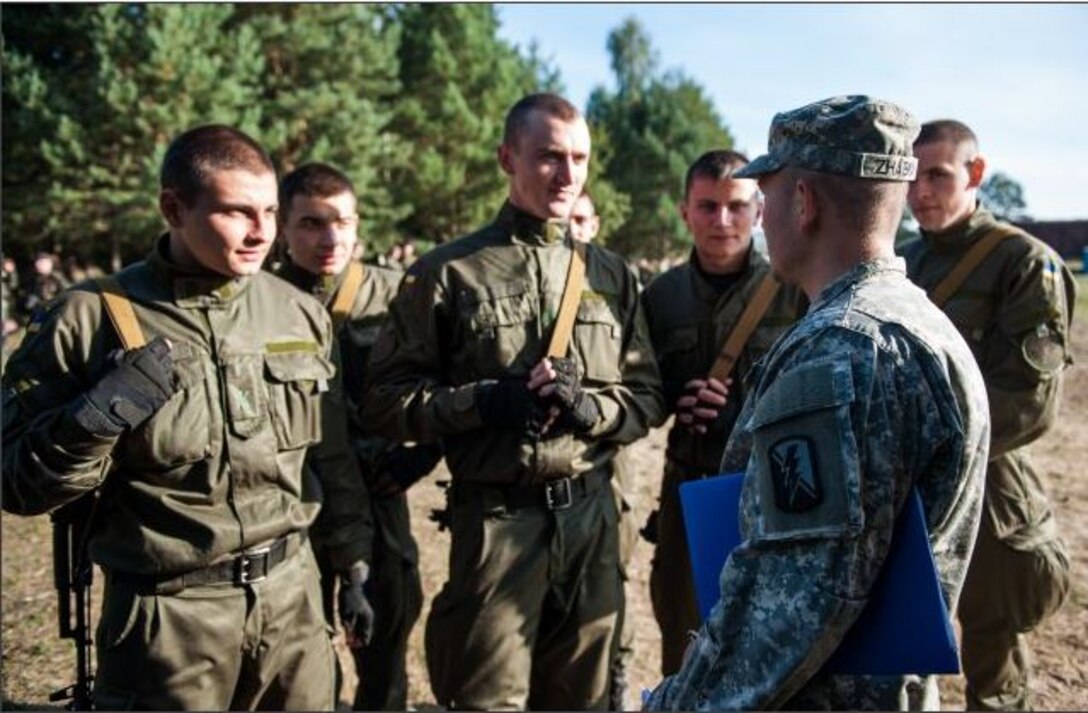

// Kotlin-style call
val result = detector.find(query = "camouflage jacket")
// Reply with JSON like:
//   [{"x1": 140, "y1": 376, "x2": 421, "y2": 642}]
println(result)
[
  {"x1": 642, "y1": 246, "x2": 803, "y2": 476},
  {"x1": 2, "y1": 236, "x2": 371, "y2": 576},
  {"x1": 646, "y1": 258, "x2": 989, "y2": 710},
  {"x1": 361, "y1": 201, "x2": 664, "y2": 485},
  {"x1": 900, "y1": 208, "x2": 1076, "y2": 547}
]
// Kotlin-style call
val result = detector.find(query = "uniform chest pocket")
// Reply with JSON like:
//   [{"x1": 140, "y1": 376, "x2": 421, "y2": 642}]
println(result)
[
  {"x1": 574, "y1": 297, "x2": 623, "y2": 383},
  {"x1": 462, "y1": 286, "x2": 537, "y2": 372},
  {"x1": 128, "y1": 340, "x2": 212, "y2": 468},
  {"x1": 747, "y1": 359, "x2": 862, "y2": 543},
  {"x1": 265, "y1": 351, "x2": 335, "y2": 450}
]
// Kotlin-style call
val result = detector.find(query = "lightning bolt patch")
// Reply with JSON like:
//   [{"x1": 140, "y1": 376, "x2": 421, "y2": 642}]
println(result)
[{"x1": 770, "y1": 436, "x2": 822, "y2": 512}]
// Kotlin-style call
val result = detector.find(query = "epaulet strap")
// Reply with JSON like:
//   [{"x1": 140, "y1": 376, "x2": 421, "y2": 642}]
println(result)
[
  {"x1": 546, "y1": 240, "x2": 588, "y2": 359},
  {"x1": 707, "y1": 272, "x2": 780, "y2": 383},
  {"x1": 331, "y1": 262, "x2": 365, "y2": 331},
  {"x1": 95, "y1": 275, "x2": 146, "y2": 351},
  {"x1": 929, "y1": 224, "x2": 1020, "y2": 307}
]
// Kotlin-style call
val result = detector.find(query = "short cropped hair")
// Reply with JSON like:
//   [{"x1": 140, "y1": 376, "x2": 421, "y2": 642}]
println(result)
[
  {"x1": 794, "y1": 167, "x2": 907, "y2": 238},
  {"x1": 915, "y1": 119, "x2": 979, "y2": 153},
  {"x1": 502, "y1": 93, "x2": 582, "y2": 147},
  {"x1": 684, "y1": 149, "x2": 751, "y2": 199},
  {"x1": 577, "y1": 187, "x2": 595, "y2": 209},
  {"x1": 160, "y1": 125, "x2": 275, "y2": 206},
  {"x1": 279, "y1": 163, "x2": 356, "y2": 219}
]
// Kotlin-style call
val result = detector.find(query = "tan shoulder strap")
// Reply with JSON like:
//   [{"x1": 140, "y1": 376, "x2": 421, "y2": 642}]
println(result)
[
  {"x1": 95, "y1": 276, "x2": 146, "y2": 351},
  {"x1": 546, "y1": 240, "x2": 588, "y2": 359},
  {"x1": 708, "y1": 272, "x2": 780, "y2": 383},
  {"x1": 929, "y1": 225, "x2": 1020, "y2": 307},
  {"x1": 331, "y1": 262, "x2": 365, "y2": 331}
]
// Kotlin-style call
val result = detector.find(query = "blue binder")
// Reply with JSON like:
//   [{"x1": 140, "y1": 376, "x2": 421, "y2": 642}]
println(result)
[{"x1": 679, "y1": 473, "x2": 960, "y2": 675}]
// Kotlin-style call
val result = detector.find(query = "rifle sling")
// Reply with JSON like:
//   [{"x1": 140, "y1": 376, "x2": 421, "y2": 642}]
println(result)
[
  {"x1": 707, "y1": 272, "x2": 780, "y2": 383},
  {"x1": 331, "y1": 262, "x2": 365, "y2": 331},
  {"x1": 546, "y1": 240, "x2": 587, "y2": 359},
  {"x1": 95, "y1": 275, "x2": 147, "y2": 351},
  {"x1": 928, "y1": 224, "x2": 1019, "y2": 307}
]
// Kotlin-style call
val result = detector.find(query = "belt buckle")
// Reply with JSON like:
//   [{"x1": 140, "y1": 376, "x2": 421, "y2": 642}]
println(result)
[
  {"x1": 544, "y1": 478, "x2": 573, "y2": 511},
  {"x1": 235, "y1": 545, "x2": 272, "y2": 585}
]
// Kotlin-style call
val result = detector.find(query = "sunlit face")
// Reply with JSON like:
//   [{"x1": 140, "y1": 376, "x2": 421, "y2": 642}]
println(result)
[
  {"x1": 282, "y1": 191, "x2": 359, "y2": 276},
  {"x1": 756, "y1": 170, "x2": 801, "y2": 285},
  {"x1": 569, "y1": 194, "x2": 600, "y2": 243},
  {"x1": 681, "y1": 175, "x2": 762, "y2": 274},
  {"x1": 163, "y1": 168, "x2": 279, "y2": 277},
  {"x1": 500, "y1": 110, "x2": 591, "y2": 221},
  {"x1": 907, "y1": 139, "x2": 982, "y2": 233}
]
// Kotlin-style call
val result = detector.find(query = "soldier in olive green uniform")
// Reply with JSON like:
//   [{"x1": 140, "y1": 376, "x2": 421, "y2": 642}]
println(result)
[
  {"x1": 362, "y1": 94, "x2": 664, "y2": 711},
  {"x1": 278, "y1": 163, "x2": 439, "y2": 710},
  {"x1": 902, "y1": 120, "x2": 1074, "y2": 711},
  {"x1": 570, "y1": 188, "x2": 639, "y2": 711},
  {"x1": 1, "y1": 126, "x2": 369, "y2": 710},
  {"x1": 642, "y1": 150, "x2": 805, "y2": 675}
]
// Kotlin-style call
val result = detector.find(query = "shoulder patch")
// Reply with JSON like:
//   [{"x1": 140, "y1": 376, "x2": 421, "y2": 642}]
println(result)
[{"x1": 770, "y1": 435, "x2": 822, "y2": 512}]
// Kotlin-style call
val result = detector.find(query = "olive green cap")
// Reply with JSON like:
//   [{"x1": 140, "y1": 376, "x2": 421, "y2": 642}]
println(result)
[{"x1": 735, "y1": 95, "x2": 920, "y2": 181}]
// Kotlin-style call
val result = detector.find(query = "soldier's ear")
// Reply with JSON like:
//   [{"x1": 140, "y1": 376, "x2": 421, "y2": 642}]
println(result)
[
  {"x1": 159, "y1": 189, "x2": 184, "y2": 228},
  {"x1": 796, "y1": 177, "x2": 819, "y2": 233},
  {"x1": 966, "y1": 154, "x2": 986, "y2": 189},
  {"x1": 497, "y1": 143, "x2": 515, "y2": 176}
]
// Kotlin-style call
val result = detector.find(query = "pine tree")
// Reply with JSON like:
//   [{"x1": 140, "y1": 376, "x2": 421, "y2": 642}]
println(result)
[{"x1": 587, "y1": 18, "x2": 734, "y2": 259}]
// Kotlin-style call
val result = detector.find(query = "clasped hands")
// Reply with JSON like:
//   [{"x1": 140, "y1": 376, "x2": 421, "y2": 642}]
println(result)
[
  {"x1": 476, "y1": 357, "x2": 600, "y2": 437},
  {"x1": 675, "y1": 376, "x2": 731, "y2": 435}
]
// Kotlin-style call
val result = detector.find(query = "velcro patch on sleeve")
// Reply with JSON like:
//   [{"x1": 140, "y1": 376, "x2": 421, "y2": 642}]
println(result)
[{"x1": 748, "y1": 358, "x2": 862, "y2": 542}]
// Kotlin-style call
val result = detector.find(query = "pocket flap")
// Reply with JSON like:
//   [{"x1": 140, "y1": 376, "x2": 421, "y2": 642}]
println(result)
[
  {"x1": 264, "y1": 351, "x2": 335, "y2": 383},
  {"x1": 576, "y1": 296, "x2": 620, "y2": 326},
  {"x1": 749, "y1": 359, "x2": 854, "y2": 429},
  {"x1": 467, "y1": 290, "x2": 535, "y2": 329}
]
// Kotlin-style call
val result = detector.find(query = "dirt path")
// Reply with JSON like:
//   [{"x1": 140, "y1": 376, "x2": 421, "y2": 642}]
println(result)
[{"x1": 3, "y1": 286, "x2": 1086, "y2": 710}]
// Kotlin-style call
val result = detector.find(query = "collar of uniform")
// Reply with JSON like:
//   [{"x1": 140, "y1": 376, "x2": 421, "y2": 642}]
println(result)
[
  {"x1": 689, "y1": 245, "x2": 758, "y2": 302},
  {"x1": 812, "y1": 256, "x2": 907, "y2": 311},
  {"x1": 920, "y1": 205, "x2": 997, "y2": 254},
  {"x1": 277, "y1": 259, "x2": 341, "y2": 307},
  {"x1": 495, "y1": 201, "x2": 570, "y2": 247},
  {"x1": 147, "y1": 234, "x2": 252, "y2": 308}
]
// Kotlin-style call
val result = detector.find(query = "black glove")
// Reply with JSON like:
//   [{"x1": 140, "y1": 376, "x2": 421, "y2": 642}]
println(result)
[
  {"x1": 546, "y1": 357, "x2": 601, "y2": 433},
  {"x1": 70, "y1": 336, "x2": 176, "y2": 436},
  {"x1": 338, "y1": 561, "x2": 375, "y2": 649},
  {"x1": 371, "y1": 442, "x2": 444, "y2": 497},
  {"x1": 476, "y1": 379, "x2": 540, "y2": 431}
]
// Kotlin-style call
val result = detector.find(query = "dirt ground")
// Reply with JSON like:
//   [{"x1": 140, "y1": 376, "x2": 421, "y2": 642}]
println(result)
[{"x1": 3, "y1": 278, "x2": 1087, "y2": 710}]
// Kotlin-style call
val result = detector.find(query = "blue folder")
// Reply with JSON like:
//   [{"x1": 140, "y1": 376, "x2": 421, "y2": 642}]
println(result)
[{"x1": 679, "y1": 473, "x2": 960, "y2": 675}]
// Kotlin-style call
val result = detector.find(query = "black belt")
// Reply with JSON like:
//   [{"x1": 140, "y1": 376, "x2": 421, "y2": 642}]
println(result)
[
  {"x1": 112, "y1": 533, "x2": 299, "y2": 594},
  {"x1": 455, "y1": 470, "x2": 609, "y2": 512}
]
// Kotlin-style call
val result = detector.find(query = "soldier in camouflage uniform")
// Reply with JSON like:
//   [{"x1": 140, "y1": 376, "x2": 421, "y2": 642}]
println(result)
[
  {"x1": 902, "y1": 120, "x2": 1074, "y2": 711},
  {"x1": 362, "y1": 93, "x2": 665, "y2": 710},
  {"x1": 1, "y1": 126, "x2": 370, "y2": 710},
  {"x1": 278, "y1": 162, "x2": 440, "y2": 710},
  {"x1": 645, "y1": 96, "x2": 989, "y2": 711},
  {"x1": 642, "y1": 149, "x2": 805, "y2": 676}
]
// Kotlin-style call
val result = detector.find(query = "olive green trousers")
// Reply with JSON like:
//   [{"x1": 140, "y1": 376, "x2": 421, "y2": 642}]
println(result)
[
  {"x1": 425, "y1": 477, "x2": 622, "y2": 711},
  {"x1": 94, "y1": 541, "x2": 335, "y2": 711}
]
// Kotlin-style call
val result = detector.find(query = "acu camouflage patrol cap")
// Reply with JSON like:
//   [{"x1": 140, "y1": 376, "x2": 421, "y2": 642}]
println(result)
[{"x1": 734, "y1": 95, "x2": 920, "y2": 181}]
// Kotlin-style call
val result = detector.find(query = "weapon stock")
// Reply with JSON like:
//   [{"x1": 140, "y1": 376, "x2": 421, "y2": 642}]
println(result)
[{"x1": 48, "y1": 494, "x2": 97, "y2": 711}]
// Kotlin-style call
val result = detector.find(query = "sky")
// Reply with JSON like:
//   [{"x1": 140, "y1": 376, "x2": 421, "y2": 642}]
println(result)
[{"x1": 495, "y1": 3, "x2": 1088, "y2": 221}]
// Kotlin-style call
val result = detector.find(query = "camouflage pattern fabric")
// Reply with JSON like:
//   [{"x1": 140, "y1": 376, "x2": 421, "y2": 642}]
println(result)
[
  {"x1": 645, "y1": 258, "x2": 989, "y2": 710},
  {"x1": 735, "y1": 95, "x2": 919, "y2": 182}
]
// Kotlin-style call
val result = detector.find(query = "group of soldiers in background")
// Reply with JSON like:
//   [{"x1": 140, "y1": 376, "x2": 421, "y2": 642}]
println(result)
[{"x1": 0, "y1": 90, "x2": 1074, "y2": 712}]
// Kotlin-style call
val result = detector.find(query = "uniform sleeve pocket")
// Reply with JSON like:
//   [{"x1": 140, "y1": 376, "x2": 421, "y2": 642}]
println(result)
[
  {"x1": 265, "y1": 351, "x2": 335, "y2": 450},
  {"x1": 748, "y1": 359, "x2": 863, "y2": 543}
]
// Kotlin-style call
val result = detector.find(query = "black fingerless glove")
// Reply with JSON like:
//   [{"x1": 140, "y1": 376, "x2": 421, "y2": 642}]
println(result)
[
  {"x1": 548, "y1": 357, "x2": 601, "y2": 433},
  {"x1": 70, "y1": 337, "x2": 176, "y2": 436}
]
